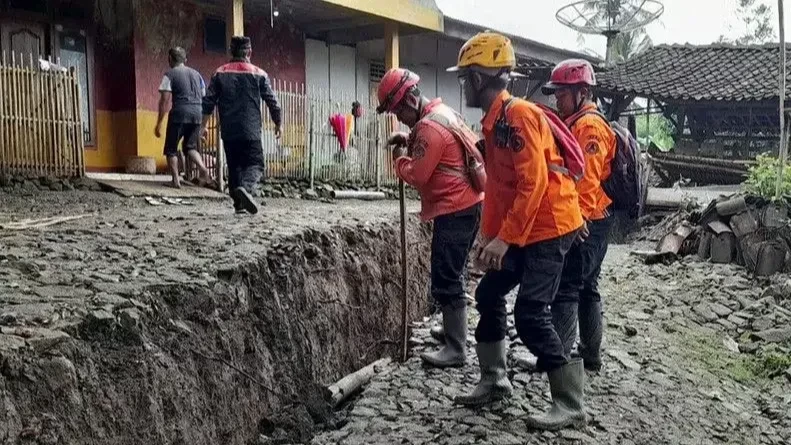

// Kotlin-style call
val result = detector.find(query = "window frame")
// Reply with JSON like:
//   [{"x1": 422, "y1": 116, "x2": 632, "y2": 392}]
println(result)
[
  {"x1": 203, "y1": 16, "x2": 227, "y2": 54},
  {"x1": 52, "y1": 23, "x2": 96, "y2": 147}
]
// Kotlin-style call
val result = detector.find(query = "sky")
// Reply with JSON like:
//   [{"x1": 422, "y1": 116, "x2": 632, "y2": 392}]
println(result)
[{"x1": 434, "y1": 0, "x2": 786, "y2": 56}]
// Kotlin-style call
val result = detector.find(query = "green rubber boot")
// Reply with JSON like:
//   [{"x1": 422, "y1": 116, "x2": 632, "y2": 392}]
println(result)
[
  {"x1": 454, "y1": 340, "x2": 513, "y2": 406},
  {"x1": 421, "y1": 304, "x2": 467, "y2": 368},
  {"x1": 525, "y1": 358, "x2": 587, "y2": 431}
]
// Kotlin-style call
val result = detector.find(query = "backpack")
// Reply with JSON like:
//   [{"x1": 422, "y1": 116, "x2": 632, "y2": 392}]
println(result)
[
  {"x1": 532, "y1": 102, "x2": 586, "y2": 181},
  {"x1": 568, "y1": 109, "x2": 644, "y2": 218},
  {"x1": 499, "y1": 99, "x2": 586, "y2": 181},
  {"x1": 423, "y1": 109, "x2": 487, "y2": 193}
]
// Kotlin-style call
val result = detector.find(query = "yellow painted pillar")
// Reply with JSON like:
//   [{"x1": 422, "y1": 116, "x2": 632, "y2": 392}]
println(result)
[
  {"x1": 384, "y1": 22, "x2": 399, "y2": 69},
  {"x1": 226, "y1": 0, "x2": 244, "y2": 46},
  {"x1": 384, "y1": 23, "x2": 399, "y2": 135}
]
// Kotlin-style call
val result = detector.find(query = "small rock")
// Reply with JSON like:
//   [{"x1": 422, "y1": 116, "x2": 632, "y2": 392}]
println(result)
[
  {"x1": 351, "y1": 406, "x2": 377, "y2": 417},
  {"x1": 302, "y1": 189, "x2": 319, "y2": 200},
  {"x1": 693, "y1": 303, "x2": 719, "y2": 322},
  {"x1": 26, "y1": 328, "x2": 71, "y2": 352},
  {"x1": 0, "y1": 313, "x2": 18, "y2": 326},
  {"x1": 710, "y1": 302, "x2": 733, "y2": 317},
  {"x1": 512, "y1": 350, "x2": 538, "y2": 372},
  {"x1": 626, "y1": 310, "x2": 651, "y2": 321},
  {"x1": 87, "y1": 309, "x2": 115, "y2": 324},
  {"x1": 751, "y1": 327, "x2": 791, "y2": 343},
  {"x1": 608, "y1": 349, "x2": 641, "y2": 371},
  {"x1": 624, "y1": 325, "x2": 638, "y2": 337},
  {"x1": 752, "y1": 316, "x2": 775, "y2": 332},
  {"x1": 727, "y1": 314, "x2": 748, "y2": 328},
  {"x1": 169, "y1": 319, "x2": 193, "y2": 335},
  {"x1": 118, "y1": 308, "x2": 141, "y2": 331},
  {"x1": 723, "y1": 337, "x2": 740, "y2": 353}
]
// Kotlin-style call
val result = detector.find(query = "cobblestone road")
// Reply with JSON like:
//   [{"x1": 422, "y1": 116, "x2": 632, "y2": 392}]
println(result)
[{"x1": 312, "y1": 246, "x2": 791, "y2": 445}]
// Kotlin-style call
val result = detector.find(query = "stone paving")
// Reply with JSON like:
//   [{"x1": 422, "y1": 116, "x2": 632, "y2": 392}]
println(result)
[{"x1": 312, "y1": 245, "x2": 791, "y2": 445}]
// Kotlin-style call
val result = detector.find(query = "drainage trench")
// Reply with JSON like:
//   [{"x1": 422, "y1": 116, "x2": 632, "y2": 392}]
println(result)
[{"x1": 0, "y1": 217, "x2": 432, "y2": 445}]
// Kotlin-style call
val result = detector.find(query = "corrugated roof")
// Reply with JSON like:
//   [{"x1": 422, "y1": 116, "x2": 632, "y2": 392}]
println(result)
[{"x1": 598, "y1": 43, "x2": 791, "y2": 102}]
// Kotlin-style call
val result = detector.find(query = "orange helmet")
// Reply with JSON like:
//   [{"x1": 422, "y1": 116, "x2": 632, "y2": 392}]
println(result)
[
  {"x1": 542, "y1": 59, "x2": 596, "y2": 95},
  {"x1": 376, "y1": 68, "x2": 420, "y2": 114}
]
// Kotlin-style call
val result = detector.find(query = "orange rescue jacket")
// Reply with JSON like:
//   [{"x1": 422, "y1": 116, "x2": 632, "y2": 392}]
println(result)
[
  {"x1": 480, "y1": 91, "x2": 583, "y2": 247},
  {"x1": 567, "y1": 103, "x2": 617, "y2": 221},
  {"x1": 394, "y1": 99, "x2": 484, "y2": 221}
]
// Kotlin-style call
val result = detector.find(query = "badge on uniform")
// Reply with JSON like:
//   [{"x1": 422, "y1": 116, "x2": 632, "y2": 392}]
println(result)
[{"x1": 585, "y1": 141, "x2": 599, "y2": 154}]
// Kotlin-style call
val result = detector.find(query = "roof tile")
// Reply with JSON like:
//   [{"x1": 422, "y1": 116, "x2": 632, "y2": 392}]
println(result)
[{"x1": 598, "y1": 43, "x2": 791, "y2": 102}]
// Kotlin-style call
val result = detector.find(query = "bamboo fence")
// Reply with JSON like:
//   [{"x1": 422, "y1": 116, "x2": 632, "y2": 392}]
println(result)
[
  {"x1": 195, "y1": 78, "x2": 409, "y2": 191},
  {"x1": 0, "y1": 52, "x2": 85, "y2": 178}
]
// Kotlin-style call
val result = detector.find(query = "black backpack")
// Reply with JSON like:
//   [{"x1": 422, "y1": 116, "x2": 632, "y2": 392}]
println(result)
[{"x1": 569, "y1": 110, "x2": 644, "y2": 218}]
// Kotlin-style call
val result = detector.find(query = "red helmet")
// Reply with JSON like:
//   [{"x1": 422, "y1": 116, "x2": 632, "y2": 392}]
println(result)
[
  {"x1": 542, "y1": 59, "x2": 596, "y2": 95},
  {"x1": 376, "y1": 68, "x2": 420, "y2": 114}
]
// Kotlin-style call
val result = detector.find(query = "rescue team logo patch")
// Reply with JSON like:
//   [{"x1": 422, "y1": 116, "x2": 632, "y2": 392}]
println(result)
[
  {"x1": 509, "y1": 127, "x2": 525, "y2": 153},
  {"x1": 585, "y1": 141, "x2": 599, "y2": 154},
  {"x1": 410, "y1": 136, "x2": 428, "y2": 160}
]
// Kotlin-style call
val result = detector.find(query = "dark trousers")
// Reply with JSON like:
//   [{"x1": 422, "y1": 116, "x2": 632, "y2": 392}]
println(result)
[
  {"x1": 474, "y1": 232, "x2": 576, "y2": 372},
  {"x1": 223, "y1": 139, "x2": 264, "y2": 206},
  {"x1": 555, "y1": 214, "x2": 614, "y2": 306},
  {"x1": 431, "y1": 203, "x2": 481, "y2": 308}
]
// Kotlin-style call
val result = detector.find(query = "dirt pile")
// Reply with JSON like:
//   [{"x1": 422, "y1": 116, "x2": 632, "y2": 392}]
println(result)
[{"x1": 0, "y1": 195, "x2": 432, "y2": 445}]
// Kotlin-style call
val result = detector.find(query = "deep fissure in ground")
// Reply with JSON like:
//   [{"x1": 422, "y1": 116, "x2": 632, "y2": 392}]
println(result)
[{"x1": 0, "y1": 218, "x2": 432, "y2": 445}]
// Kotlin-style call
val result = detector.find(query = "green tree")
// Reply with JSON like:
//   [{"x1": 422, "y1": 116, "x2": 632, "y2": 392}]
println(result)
[
  {"x1": 635, "y1": 113, "x2": 675, "y2": 151},
  {"x1": 719, "y1": 0, "x2": 776, "y2": 44}
]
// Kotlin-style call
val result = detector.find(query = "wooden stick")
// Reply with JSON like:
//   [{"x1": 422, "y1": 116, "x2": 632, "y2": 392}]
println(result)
[
  {"x1": 399, "y1": 178, "x2": 408, "y2": 362},
  {"x1": 324, "y1": 357, "x2": 392, "y2": 408},
  {"x1": 0, "y1": 214, "x2": 89, "y2": 230},
  {"x1": 0, "y1": 51, "x2": 6, "y2": 177}
]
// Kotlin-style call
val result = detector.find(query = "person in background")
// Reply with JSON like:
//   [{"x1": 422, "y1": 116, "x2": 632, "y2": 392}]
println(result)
[
  {"x1": 201, "y1": 36, "x2": 281, "y2": 214},
  {"x1": 155, "y1": 47, "x2": 212, "y2": 189},
  {"x1": 377, "y1": 67, "x2": 484, "y2": 369},
  {"x1": 543, "y1": 59, "x2": 617, "y2": 372},
  {"x1": 448, "y1": 32, "x2": 587, "y2": 431}
]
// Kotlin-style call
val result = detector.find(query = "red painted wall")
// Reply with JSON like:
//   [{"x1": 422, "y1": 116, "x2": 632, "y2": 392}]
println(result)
[{"x1": 133, "y1": 0, "x2": 306, "y2": 112}]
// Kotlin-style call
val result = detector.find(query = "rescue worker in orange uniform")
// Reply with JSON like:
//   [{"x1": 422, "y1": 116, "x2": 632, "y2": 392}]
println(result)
[
  {"x1": 543, "y1": 60, "x2": 617, "y2": 372},
  {"x1": 447, "y1": 32, "x2": 587, "y2": 431},
  {"x1": 377, "y1": 68, "x2": 484, "y2": 369}
]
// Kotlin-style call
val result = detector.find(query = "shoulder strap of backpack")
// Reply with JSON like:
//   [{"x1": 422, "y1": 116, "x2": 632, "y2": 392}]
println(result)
[
  {"x1": 567, "y1": 108, "x2": 610, "y2": 130},
  {"x1": 421, "y1": 110, "x2": 477, "y2": 180}
]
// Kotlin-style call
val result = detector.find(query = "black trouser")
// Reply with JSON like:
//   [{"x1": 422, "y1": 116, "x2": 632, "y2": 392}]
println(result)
[
  {"x1": 223, "y1": 139, "x2": 263, "y2": 206},
  {"x1": 431, "y1": 203, "x2": 481, "y2": 308},
  {"x1": 474, "y1": 231, "x2": 576, "y2": 372},
  {"x1": 555, "y1": 214, "x2": 614, "y2": 306}
]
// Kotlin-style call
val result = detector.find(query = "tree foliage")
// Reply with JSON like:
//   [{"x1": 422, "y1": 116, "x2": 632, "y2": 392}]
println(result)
[
  {"x1": 635, "y1": 113, "x2": 675, "y2": 151},
  {"x1": 575, "y1": 0, "x2": 655, "y2": 61},
  {"x1": 745, "y1": 154, "x2": 791, "y2": 199},
  {"x1": 719, "y1": 0, "x2": 776, "y2": 45}
]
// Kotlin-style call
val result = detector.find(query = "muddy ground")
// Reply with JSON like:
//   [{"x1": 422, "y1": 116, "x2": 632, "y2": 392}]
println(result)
[
  {"x1": 311, "y1": 248, "x2": 791, "y2": 445},
  {"x1": 2, "y1": 189, "x2": 790, "y2": 445},
  {"x1": 0, "y1": 190, "x2": 431, "y2": 445}
]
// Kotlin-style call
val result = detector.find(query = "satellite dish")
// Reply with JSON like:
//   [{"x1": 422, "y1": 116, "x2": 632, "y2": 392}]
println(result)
[{"x1": 556, "y1": 0, "x2": 664, "y2": 63}]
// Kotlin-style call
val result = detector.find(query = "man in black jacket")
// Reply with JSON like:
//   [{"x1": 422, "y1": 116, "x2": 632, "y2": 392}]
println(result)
[{"x1": 201, "y1": 36, "x2": 282, "y2": 214}]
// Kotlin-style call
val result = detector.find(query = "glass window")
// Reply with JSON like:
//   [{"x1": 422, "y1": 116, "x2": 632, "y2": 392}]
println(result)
[
  {"x1": 204, "y1": 17, "x2": 226, "y2": 53},
  {"x1": 58, "y1": 30, "x2": 92, "y2": 144}
]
